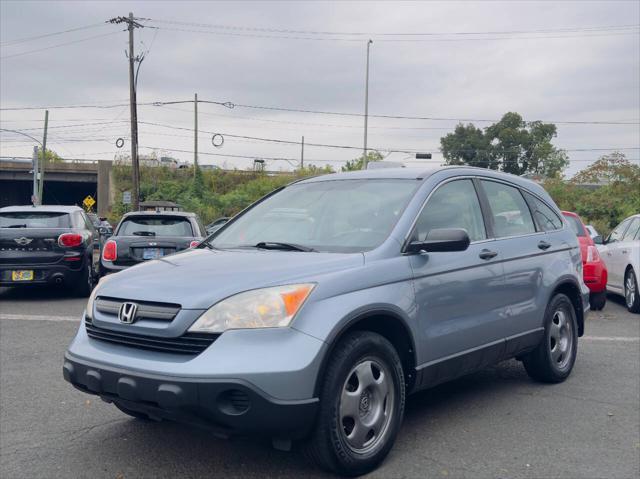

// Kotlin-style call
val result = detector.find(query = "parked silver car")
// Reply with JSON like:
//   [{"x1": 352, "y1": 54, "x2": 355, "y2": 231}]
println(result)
[{"x1": 63, "y1": 167, "x2": 589, "y2": 475}]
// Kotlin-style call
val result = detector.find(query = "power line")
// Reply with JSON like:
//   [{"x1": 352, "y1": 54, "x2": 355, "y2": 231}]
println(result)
[
  {"x1": 144, "y1": 19, "x2": 640, "y2": 42},
  {"x1": 3, "y1": 98, "x2": 639, "y2": 126},
  {"x1": 0, "y1": 30, "x2": 124, "y2": 60},
  {"x1": 0, "y1": 22, "x2": 110, "y2": 46},
  {"x1": 149, "y1": 24, "x2": 640, "y2": 43}
]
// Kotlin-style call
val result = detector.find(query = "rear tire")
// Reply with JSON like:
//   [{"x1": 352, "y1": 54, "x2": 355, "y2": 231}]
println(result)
[
  {"x1": 589, "y1": 291, "x2": 607, "y2": 311},
  {"x1": 523, "y1": 293, "x2": 578, "y2": 383},
  {"x1": 72, "y1": 259, "x2": 95, "y2": 297},
  {"x1": 624, "y1": 268, "x2": 640, "y2": 314},
  {"x1": 304, "y1": 331, "x2": 405, "y2": 476}
]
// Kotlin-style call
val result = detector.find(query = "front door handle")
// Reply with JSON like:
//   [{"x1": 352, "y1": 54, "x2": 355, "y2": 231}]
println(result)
[
  {"x1": 538, "y1": 241, "x2": 551, "y2": 250},
  {"x1": 479, "y1": 249, "x2": 498, "y2": 260}
]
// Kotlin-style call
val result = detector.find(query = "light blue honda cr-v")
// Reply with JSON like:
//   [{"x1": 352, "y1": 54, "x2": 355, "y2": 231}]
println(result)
[{"x1": 64, "y1": 166, "x2": 589, "y2": 476}]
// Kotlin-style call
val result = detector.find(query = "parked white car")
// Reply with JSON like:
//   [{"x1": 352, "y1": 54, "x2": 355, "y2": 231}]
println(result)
[
  {"x1": 585, "y1": 224, "x2": 599, "y2": 239},
  {"x1": 595, "y1": 214, "x2": 640, "y2": 313}
]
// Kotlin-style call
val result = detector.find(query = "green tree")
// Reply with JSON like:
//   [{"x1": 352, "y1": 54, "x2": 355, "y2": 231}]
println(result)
[
  {"x1": 543, "y1": 152, "x2": 640, "y2": 235},
  {"x1": 37, "y1": 149, "x2": 63, "y2": 163},
  {"x1": 341, "y1": 151, "x2": 384, "y2": 172},
  {"x1": 440, "y1": 123, "x2": 495, "y2": 169},
  {"x1": 440, "y1": 112, "x2": 568, "y2": 177}
]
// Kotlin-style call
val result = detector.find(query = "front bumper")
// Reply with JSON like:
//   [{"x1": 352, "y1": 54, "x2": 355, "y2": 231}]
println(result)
[{"x1": 63, "y1": 354, "x2": 318, "y2": 439}]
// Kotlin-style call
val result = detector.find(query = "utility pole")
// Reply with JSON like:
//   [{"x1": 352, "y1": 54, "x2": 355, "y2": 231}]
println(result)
[
  {"x1": 194, "y1": 93, "x2": 198, "y2": 175},
  {"x1": 127, "y1": 12, "x2": 140, "y2": 210},
  {"x1": 32, "y1": 146, "x2": 39, "y2": 205},
  {"x1": 110, "y1": 13, "x2": 144, "y2": 210},
  {"x1": 362, "y1": 39, "x2": 373, "y2": 170},
  {"x1": 38, "y1": 109, "x2": 48, "y2": 203},
  {"x1": 301, "y1": 136, "x2": 304, "y2": 169}
]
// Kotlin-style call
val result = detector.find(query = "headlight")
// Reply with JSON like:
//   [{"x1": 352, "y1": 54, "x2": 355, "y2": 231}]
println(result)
[{"x1": 188, "y1": 283, "x2": 315, "y2": 333}]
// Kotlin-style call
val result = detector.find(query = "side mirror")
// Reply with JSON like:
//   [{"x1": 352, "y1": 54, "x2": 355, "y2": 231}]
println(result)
[
  {"x1": 98, "y1": 227, "x2": 108, "y2": 235},
  {"x1": 406, "y1": 228, "x2": 471, "y2": 254},
  {"x1": 593, "y1": 235, "x2": 603, "y2": 245}
]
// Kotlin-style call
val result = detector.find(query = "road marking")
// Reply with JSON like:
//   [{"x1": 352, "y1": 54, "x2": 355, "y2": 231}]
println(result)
[
  {"x1": 0, "y1": 313, "x2": 79, "y2": 322},
  {"x1": 582, "y1": 336, "x2": 640, "y2": 342}
]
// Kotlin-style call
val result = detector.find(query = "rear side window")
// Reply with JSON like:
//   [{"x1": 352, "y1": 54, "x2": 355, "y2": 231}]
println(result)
[
  {"x1": 525, "y1": 192, "x2": 563, "y2": 231},
  {"x1": 562, "y1": 214, "x2": 586, "y2": 237},
  {"x1": 117, "y1": 217, "x2": 194, "y2": 237},
  {"x1": 622, "y1": 217, "x2": 640, "y2": 241},
  {"x1": 481, "y1": 180, "x2": 536, "y2": 238},
  {"x1": 0, "y1": 211, "x2": 71, "y2": 228},
  {"x1": 413, "y1": 179, "x2": 487, "y2": 242}
]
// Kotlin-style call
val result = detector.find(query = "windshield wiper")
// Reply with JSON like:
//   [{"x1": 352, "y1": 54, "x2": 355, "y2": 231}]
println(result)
[
  {"x1": 254, "y1": 241, "x2": 316, "y2": 252},
  {"x1": 5, "y1": 224, "x2": 28, "y2": 228},
  {"x1": 132, "y1": 231, "x2": 156, "y2": 236}
]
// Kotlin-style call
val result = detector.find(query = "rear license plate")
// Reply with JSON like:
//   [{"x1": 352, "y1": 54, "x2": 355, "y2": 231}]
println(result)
[
  {"x1": 11, "y1": 270, "x2": 34, "y2": 281},
  {"x1": 142, "y1": 248, "x2": 164, "y2": 260}
]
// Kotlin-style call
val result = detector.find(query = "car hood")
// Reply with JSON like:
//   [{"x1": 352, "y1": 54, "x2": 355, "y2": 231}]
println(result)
[{"x1": 96, "y1": 248, "x2": 364, "y2": 309}]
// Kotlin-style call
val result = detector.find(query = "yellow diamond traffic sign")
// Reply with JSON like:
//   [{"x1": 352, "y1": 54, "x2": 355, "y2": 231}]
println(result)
[{"x1": 82, "y1": 195, "x2": 96, "y2": 210}]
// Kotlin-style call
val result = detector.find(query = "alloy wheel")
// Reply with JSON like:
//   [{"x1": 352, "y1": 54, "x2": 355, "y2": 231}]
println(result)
[
  {"x1": 339, "y1": 359, "x2": 395, "y2": 454},
  {"x1": 549, "y1": 309, "x2": 573, "y2": 370},
  {"x1": 625, "y1": 271, "x2": 637, "y2": 309}
]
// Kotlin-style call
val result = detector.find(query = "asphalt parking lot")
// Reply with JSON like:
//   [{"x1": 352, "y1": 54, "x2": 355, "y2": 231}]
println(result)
[{"x1": 1, "y1": 286, "x2": 639, "y2": 479}]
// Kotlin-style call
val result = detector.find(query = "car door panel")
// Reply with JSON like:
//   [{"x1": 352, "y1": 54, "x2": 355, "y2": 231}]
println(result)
[{"x1": 407, "y1": 178, "x2": 508, "y2": 387}]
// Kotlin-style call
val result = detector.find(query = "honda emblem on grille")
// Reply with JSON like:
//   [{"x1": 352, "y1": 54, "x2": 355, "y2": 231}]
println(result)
[
  {"x1": 14, "y1": 237, "x2": 33, "y2": 246},
  {"x1": 118, "y1": 302, "x2": 138, "y2": 324}
]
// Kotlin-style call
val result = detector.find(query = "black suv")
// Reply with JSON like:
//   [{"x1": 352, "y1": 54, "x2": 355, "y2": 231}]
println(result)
[
  {"x1": 0, "y1": 205, "x2": 100, "y2": 295},
  {"x1": 100, "y1": 211, "x2": 206, "y2": 275}
]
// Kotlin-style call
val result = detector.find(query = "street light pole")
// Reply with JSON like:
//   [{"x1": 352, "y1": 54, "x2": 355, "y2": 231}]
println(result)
[{"x1": 362, "y1": 39, "x2": 373, "y2": 170}]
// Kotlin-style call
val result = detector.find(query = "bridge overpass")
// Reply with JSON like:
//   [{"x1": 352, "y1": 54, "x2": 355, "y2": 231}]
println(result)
[{"x1": 0, "y1": 160, "x2": 113, "y2": 215}]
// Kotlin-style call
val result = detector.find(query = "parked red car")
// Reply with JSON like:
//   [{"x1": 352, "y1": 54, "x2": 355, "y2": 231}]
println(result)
[{"x1": 562, "y1": 211, "x2": 608, "y2": 310}]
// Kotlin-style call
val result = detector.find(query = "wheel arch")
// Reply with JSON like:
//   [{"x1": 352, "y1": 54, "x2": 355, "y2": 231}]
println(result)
[
  {"x1": 551, "y1": 280, "x2": 585, "y2": 337},
  {"x1": 313, "y1": 307, "x2": 418, "y2": 397}
]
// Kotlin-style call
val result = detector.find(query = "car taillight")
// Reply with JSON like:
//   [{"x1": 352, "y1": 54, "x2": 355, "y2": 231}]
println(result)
[
  {"x1": 189, "y1": 240, "x2": 200, "y2": 248},
  {"x1": 586, "y1": 245, "x2": 600, "y2": 263},
  {"x1": 58, "y1": 233, "x2": 83, "y2": 247},
  {"x1": 103, "y1": 240, "x2": 117, "y2": 261}
]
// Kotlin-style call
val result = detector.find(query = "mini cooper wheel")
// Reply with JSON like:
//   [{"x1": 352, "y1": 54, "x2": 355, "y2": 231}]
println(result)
[
  {"x1": 624, "y1": 268, "x2": 640, "y2": 314},
  {"x1": 523, "y1": 293, "x2": 578, "y2": 383},
  {"x1": 73, "y1": 260, "x2": 95, "y2": 297},
  {"x1": 304, "y1": 331, "x2": 405, "y2": 476},
  {"x1": 589, "y1": 291, "x2": 607, "y2": 311}
]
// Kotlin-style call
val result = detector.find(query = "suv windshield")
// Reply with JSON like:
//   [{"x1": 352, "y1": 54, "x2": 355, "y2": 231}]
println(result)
[
  {"x1": 0, "y1": 211, "x2": 71, "y2": 228},
  {"x1": 210, "y1": 179, "x2": 418, "y2": 253},
  {"x1": 118, "y1": 217, "x2": 193, "y2": 237}
]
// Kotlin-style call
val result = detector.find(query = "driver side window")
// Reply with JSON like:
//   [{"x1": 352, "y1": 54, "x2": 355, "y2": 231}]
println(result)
[{"x1": 413, "y1": 179, "x2": 486, "y2": 242}]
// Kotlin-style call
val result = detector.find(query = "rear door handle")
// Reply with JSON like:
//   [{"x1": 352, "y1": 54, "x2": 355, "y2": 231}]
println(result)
[
  {"x1": 538, "y1": 241, "x2": 551, "y2": 250},
  {"x1": 479, "y1": 249, "x2": 498, "y2": 260}
]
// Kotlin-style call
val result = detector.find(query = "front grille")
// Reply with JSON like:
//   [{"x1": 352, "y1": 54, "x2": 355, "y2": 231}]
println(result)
[
  {"x1": 95, "y1": 297, "x2": 180, "y2": 321},
  {"x1": 85, "y1": 318, "x2": 218, "y2": 355}
]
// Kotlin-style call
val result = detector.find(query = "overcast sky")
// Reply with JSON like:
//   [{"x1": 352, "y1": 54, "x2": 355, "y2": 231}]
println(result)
[{"x1": 1, "y1": 0, "x2": 639, "y2": 175}]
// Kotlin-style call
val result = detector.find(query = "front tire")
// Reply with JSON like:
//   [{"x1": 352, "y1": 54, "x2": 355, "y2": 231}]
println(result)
[
  {"x1": 589, "y1": 291, "x2": 607, "y2": 311},
  {"x1": 523, "y1": 293, "x2": 578, "y2": 383},
  {"x1": 304, "y1": 331, "x2": 405, "y2": 476},
  {"x1": 624, "y1": 268, "x2": 640, "y2": 314}
]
